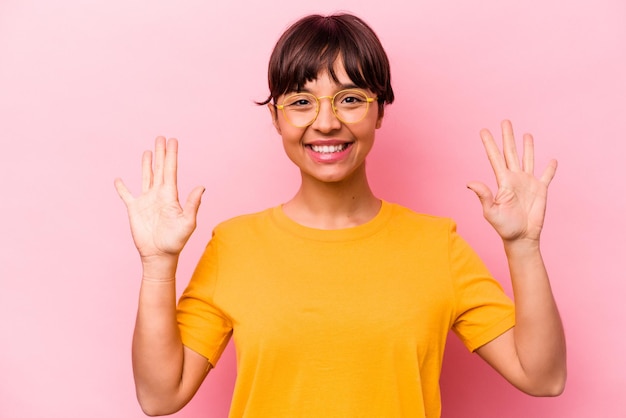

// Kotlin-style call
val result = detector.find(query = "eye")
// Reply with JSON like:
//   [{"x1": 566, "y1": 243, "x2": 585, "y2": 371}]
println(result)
[
  {"x1": 343, "y1": 95, "x2": 364, "y2": 103},
  {"x1": 336, "y1": 90, "x2": 368, "y2": 106},
  {"x1": 284, "y1": 94, "x2": 316, "y2": 109}
]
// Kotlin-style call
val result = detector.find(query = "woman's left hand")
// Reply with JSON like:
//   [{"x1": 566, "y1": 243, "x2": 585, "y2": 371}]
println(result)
[{"x1": 467, "y1": 120, "x2": 557, "y2": 243}]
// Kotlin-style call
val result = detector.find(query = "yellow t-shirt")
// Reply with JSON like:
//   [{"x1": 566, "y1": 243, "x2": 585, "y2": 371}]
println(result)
[{"x1": 177, "y1": 201, "x2": 514, "y2": 417}]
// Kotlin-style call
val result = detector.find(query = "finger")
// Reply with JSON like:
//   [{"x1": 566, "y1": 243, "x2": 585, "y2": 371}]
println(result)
[
  {"x1": 539, "y1": 159, "x2": 558, "y2": 186},
  {"x1": 114, "y1": 178, "x2": 134, "y2": 206},
  {"x1": 467, "y1": 181, "x2": 494, "y2": 211},
  {"x1": 153, "y1": 136, "x2": 166, "y2": 185},
  {"x1": 501, "y1": 120, "x2": 521, "y2": 171},
  {"x1": 164, "y1": 138, "x2": 178, "y2": 186},
  {"x1": 141, "y1": 150, "x2": 153, "y2": 193},
  {"x1": 522, "y1": 133, "x2": 534, "y2": 175},
  {"x1": 479, "y1": 128, "x2": 506, "y2": 184},
  {"x1": 183, "y1": 186, "x2": 205, "y2": 220}
]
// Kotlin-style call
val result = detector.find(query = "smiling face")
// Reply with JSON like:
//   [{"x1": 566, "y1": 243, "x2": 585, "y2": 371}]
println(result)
[{"x1": 269, "y1": 61, "x2": 384, "y2": 185}]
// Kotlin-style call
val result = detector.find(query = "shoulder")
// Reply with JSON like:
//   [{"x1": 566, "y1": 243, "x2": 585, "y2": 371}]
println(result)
[
  {"x1": 385, "y1": 201, "x2": 455, "y2": 232},
  {"x1": 212, "y1": 207, "x2": 276, "y2": 239}
]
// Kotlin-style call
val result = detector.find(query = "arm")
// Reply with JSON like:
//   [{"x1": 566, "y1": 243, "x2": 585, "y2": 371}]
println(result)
[
  {"x1": 115, "y1": 137, "x2": 211, "y2": 415},
  {"x1": 467, "y1": 120, "x2": 566, "y2": 396}
]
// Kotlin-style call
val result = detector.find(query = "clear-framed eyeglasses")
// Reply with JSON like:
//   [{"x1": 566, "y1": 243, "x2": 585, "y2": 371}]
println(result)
[{"x1": 275, "y1": 89, "x2": 378, "y2": 128}]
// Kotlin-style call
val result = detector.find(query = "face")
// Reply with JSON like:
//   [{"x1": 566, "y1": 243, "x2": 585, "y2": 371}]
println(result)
[{"x1": 268, "y1": 62, "x2": 384, "y2": 185}]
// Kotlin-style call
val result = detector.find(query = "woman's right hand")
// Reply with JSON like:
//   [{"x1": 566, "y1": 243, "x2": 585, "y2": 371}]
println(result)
[{"x1": 115, "y1": 137, "x2": 205, "y2": 262}]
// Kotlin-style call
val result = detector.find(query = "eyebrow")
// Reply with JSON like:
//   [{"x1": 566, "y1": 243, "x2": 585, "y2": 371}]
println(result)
[
  {"x1": 336, "y1": 82, "x2": 360, "y2": 90},
  {"x1": 293, "y1": 83, "x2": 362, "y2": 94}
]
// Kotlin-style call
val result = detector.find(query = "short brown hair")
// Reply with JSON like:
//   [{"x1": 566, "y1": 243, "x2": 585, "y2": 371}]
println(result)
[{"x1": 260, "y1": 13, "x2": 394, "y2": 112}]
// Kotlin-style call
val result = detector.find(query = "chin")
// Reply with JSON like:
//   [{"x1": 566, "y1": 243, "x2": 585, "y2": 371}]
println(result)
[{"x1": 305, "y1": 166, "x2": 362, "y2": 184}]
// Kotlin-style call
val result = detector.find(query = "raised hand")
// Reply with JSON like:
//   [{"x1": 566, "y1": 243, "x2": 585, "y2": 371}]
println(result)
[
  {"x1": 114, "y1": 137, "x2": 205, "y2": 260},
  {"x1": 467, "y1": 120, "x2": 557, "y2": 243}
]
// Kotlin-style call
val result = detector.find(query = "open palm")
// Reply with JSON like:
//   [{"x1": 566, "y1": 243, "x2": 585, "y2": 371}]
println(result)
[
  {"x1": 467, "y1": 120, "x2": 557, "y2": 242},
  {"x1": 115, "y1": 137, "x2": 204, "y2": 259}
]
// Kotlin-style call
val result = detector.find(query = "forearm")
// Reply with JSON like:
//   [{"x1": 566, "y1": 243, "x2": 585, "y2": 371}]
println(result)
[
  {"x1": 132, "y1": 256, "x2": 187, "y2": 414},
  {"x1": 505, "y1": 239, "x2": 566, "y2": 393}
]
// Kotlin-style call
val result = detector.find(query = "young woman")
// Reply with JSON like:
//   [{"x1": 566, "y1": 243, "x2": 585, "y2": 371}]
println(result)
[{"x1": 115, "y1": 13, "x2": 566, "y2": 417}]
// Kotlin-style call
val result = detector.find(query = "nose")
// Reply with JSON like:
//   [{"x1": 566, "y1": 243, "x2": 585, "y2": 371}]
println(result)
[{"x1": 311, "y1": 96, "x2": 341, "y2": 132}]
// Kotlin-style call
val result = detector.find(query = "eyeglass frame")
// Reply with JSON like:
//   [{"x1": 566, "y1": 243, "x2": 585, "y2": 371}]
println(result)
[{"x1": 274, "y1": 89, "x2": 378, "y2": 128}]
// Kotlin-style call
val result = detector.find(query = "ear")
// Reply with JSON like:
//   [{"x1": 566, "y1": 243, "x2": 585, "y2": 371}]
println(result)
[
  {"x1": 268, "y1": 103, "x2": 282, "y2": 135},
  {"x1": 375, "y1": 107, "x2": 384, "y2": 129}
]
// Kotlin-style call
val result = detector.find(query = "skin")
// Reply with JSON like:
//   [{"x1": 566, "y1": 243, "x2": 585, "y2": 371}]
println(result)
[
  {"x1": 115, "y1": 138, "x2": 209, "y2": 415},
  {"x1": 469, "y1": 123, "x2": 566, "y2": 395},
  {"x1": 267, "y1": 65, "x2": 383, "y2": 229},
  {"x1": 115, "y1": 62, "x2": 566, "y2": 414}
]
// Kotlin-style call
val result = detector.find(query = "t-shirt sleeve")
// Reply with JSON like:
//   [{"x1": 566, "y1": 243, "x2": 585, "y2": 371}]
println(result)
[
  {"x1": 448, "y1": 221, "x2": 515, "y2": 352},
  {"x1": 177, "y1": 232, "x2": 233, "y2": 366}
]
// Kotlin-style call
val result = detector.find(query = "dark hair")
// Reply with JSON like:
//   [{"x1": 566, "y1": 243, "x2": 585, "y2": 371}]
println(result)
[{"x1": 259, "y1": 13, "x2": 394, "y2": 113}]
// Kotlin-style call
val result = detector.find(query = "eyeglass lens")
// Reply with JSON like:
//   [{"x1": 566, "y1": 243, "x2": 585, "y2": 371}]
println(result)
[{"x1": 281, "y1": 90, "x2": 371, "y2": 127}]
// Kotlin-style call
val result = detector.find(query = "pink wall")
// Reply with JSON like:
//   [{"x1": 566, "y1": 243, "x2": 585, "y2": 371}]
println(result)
[{"x1": 1, "y1": 0, "x2": 624, "y2": 417}]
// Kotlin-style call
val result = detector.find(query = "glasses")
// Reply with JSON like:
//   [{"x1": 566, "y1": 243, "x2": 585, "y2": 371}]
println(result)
[{"x1": 275, "y1": 89, "x2": 378, "y2": 128}]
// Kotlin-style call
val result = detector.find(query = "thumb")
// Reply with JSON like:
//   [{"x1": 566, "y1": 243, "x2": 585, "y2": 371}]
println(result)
[
  {"x1": 114, "y1": 178, "x2": 134, "y2": 206},
  {"x1": 466, "y1": 181, "x2": 494, "y2": 210},
  {"x1": 183, "y1": 185, "x2": 205, "y2": 219}
]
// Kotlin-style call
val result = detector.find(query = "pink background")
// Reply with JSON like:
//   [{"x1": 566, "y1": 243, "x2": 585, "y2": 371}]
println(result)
[{"x1": 1, "y1": 0, "x2": 624, "y2": 417}]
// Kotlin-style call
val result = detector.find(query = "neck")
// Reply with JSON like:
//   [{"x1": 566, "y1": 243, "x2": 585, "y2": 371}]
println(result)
[{"x1": 282, "y1": 165, "x2": 381, "y2": 229}]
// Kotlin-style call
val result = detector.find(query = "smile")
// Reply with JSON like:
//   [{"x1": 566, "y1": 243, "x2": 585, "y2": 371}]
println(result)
[{"x1": 307, "y1": 143, "x2": 352, "y2": 153}]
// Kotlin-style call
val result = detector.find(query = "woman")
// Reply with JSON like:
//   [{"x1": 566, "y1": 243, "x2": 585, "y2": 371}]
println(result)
[{"x1": 115, "y1": 13, "x2": 566, "y2": 417}]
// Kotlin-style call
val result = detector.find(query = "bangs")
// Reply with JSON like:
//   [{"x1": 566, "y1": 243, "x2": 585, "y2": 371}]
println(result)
[
  {"x1": 275, "y1": 23, "x2": 369, "y2": 94},
  {"x1": 262, "y1": 14, "x2": 394, "y2": 106}
]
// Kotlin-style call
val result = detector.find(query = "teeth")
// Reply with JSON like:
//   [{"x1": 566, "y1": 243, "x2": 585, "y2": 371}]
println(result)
[{"x1": 310, "y1": 144, "x2": 348, "y2": 153}]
